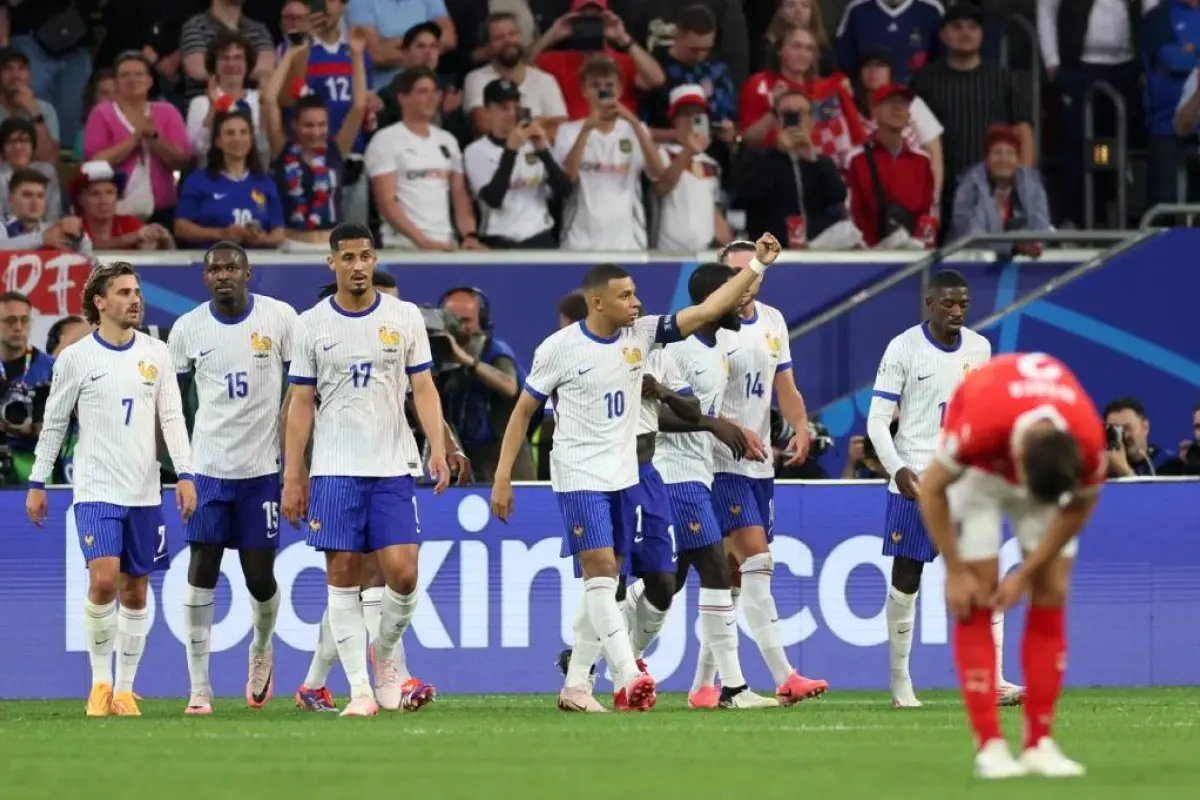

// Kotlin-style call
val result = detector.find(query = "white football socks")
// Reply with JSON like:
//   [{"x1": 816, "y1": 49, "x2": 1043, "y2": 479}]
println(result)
[
  {"x1": 183, "y1": 585, "x2": 215, "y2": 693},
  {"x1": 620, "y1": 580, "x2": 640, "y2": 636},
  {"x1": 698, "y1": 587, "x2": 744, "y2": 688},
  {"x1": 740, "y1": 553, "x2": 793, "y2": 685},
  {"x1": 83, "y1": 599, "x2": 117, "y2": 688},
  {"x1": 886, "y1": 586, "x2": 918, "y2": 683},
  {"x1": 565, "y1": 594, "x2": 603, "y2": 687},
  {"x1": 584, "y1": 576, "x2": 638, "y2": 688},
  {"x1": 375, "y1": 587, "x2": 417, "y2": 655},
  {"x1": 114, "y1": 606, "x2": 149, "y2": 694},
  {"x1": 693, "y1": 586, "x2": 737, "y2": 689},
  {"x1": 361, "y1": 586, "x2": 384, "y2": 644},
  {"x1": 630, "y1": 589, "x2": 669, "y2": 658},
  {"x1": 303, "y1": 608, "x2": 338, "y2": 689},
  {"x1": 993, "y1": 610, "x2": 1007, "y2": 684},
  {"x1": 326, "y1": 585, "x2": 371, "y2": 698},
  {"x1": 249, "y1": 589, "x2": 279, "y2": 655}
]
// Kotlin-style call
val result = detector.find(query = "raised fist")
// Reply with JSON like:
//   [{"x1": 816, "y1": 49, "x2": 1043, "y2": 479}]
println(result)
[{"x1": 755, "y1": 232, "x2": 781, "y2": 265}]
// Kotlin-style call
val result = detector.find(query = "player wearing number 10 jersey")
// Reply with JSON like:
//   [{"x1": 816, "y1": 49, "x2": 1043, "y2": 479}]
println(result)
[
  {"x1": 492, "y1": 237, "x2": 785, "y2": 712},
  {"x1": 168, "y1": 243, "x2": 298, "y2": 715},
  {"x1": 27, "y1": 262, "x2": 196, "y2": 717}
]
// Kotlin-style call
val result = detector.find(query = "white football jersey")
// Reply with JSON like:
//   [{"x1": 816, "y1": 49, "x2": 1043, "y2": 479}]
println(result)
[
  {"x1": 654, "y1": 331, "x2": 731, "y2": 487},
  {"x1": 288, "y1": 293, "x2": 432, "y2": 478},
  {"x1": 364, "y1": 121, "x2": 462, "y2": 248},
  {"x1": 636, "y1": 346, "x2": 691, "y2": 435},
  {"x1": 526, "y1": 315, "x2": 678, "y2": 492},
  {"x1": 713, "y1": 302, "x2": 792, "y2": 479},
  {"x1": 32, "y1": 331, "x2": 193, "y2": 505},
  {"x1": 871, "y1": 323, "x2": 992, "y2": 491},
  {"x1": 169, "y1": 295, "x2": 297, "y2": 480},
  {"x1": 552, "y1": 118, "x2": 649, "y2": 251}
]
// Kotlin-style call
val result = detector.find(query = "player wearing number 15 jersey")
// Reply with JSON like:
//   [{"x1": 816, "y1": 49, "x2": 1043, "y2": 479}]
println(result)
[
  {"x1": 27, "y1": 262, "x2": 197, "y2": 718},
  {"x1": 492, "y1": 237, "x2": 785, "y2": 713},
  {"x1": 283, "y1": 223, "x2": 450, "y2": 717},
  {"x1": 168, "y1": 243, "x2": 298, "y2": 716},
  {"x1": 918, "y1": 353, "x2": 1105, "y2": 779},
  {"x1": 865, "y1": 270, "x2": 1017, "y2": 709}
]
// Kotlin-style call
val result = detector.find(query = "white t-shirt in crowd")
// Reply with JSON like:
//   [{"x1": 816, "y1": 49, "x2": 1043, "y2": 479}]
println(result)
[
  {"x1": 655, "y1": 144, "x2": 721, "y2": 252},
  {"x1": 463, "y1": 137, "x2": 555, "y2": 242},
  {"x1": 463, "y1": 64, "x2": 568, "y2": 119},
  {"x1": 364, "y1": 121, "x2": 462, "y2": 247},
  {"x1": 553, "y1": 118, "x2": 650, "y2": 251}
]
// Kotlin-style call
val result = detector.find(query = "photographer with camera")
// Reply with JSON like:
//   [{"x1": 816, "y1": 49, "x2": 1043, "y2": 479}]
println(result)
[
  {"x1": 0, "y1": 291, "x2": 54, "y2": 484},
  {"x1": 1103, "y1": 396, "x2": 1183, "y2": 478},
  {"x1": 1179, "y1": 403, "x2": 1200, "y2": 476},
  {"x1": 842, "y1": 431, "x2": 892, "y2": 480},
  {"x1": 430, "y1": 287, "x2": 533, "y2": 482}
]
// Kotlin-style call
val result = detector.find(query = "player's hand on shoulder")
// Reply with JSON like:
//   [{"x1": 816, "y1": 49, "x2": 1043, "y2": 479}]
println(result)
[
  {"x1": 490, "y1": 477, "x2": 514, "y2": 523},
  {"x1": 754, "y1": 232, "x2": 781, "y2": 264},
  {"x1": 895, "y1": 467, "x2": 921, "y2": 500},
  {"x1": 26, "y1": 488, "x2": 47, "y2": 527},
  {"x1": 176, "y1": 478, "x2": 197, "y2": 522}
]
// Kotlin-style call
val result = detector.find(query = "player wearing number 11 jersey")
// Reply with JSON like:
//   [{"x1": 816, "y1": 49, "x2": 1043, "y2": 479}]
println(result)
[{"x1": 168, "y1": 242, "x2": 298, "y2": 715}]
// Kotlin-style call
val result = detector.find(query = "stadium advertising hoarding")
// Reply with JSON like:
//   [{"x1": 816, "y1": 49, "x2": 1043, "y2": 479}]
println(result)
[{"x1": 1, "y1": 481, "x2": 1196, "y2": 699}]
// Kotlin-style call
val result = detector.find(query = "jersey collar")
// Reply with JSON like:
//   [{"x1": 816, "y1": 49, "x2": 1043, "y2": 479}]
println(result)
[{"x1": 922, "y1": 321, "x2": 961, "y2": 353}]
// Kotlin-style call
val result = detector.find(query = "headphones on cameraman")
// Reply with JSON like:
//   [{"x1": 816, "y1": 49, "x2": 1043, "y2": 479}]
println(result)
[{"x1": 439, "y1": 286, "x2": 493, "y2": 331}]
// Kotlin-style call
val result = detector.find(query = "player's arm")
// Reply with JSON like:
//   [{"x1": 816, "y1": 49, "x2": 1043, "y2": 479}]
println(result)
[
  {"x1": 493, "y1": 341, "x2": 561, "y2": 520},
  {"x1": 493, "y1": 390, "x2": 542, "y2": 485},
  {"x1": 28, "y1": 354, "x2": 83, "y2": 489},
  {"x1": 155, "y1": 351, "x2": 195, "y2": 482},
  {"x1": 283, "y1": 384, "x2": 316, "y2": 482},
  {"x1": 670, "y1": 234, "x2": 780, "y2": 340},
  {"x1": 866, "y1": 340, "x2": 908, "y2": 480},
  {"x1": 408, "y1": 370, "x2": 447, "y2": 463},
  {"x1": 915, "y1": 458, "x2": 964, "y2": 568}
]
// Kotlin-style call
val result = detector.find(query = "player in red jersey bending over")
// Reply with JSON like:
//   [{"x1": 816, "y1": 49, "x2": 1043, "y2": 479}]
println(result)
[{"x1": 917, "y1": 353, "x2": 1106, "y2": 780}]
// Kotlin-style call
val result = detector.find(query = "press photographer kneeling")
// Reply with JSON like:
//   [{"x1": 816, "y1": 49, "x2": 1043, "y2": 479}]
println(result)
[{"x1": 0, "y1": 292, "x2": 52, "y2": 484}]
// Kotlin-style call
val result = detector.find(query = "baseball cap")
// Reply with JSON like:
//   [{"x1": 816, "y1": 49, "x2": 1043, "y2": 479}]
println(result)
[
  {"x1": 0, "y1": 46, "x2": 28, "y2": 69},
  {"x1": 872, "y1": 83, "x2": 916, "y2": 105},
  {"x1": 859, "y1": 45, "x2": 893, "y2": 69},
  {"x1": 402, "y1": 20, "x2": 442, "y2": 49},
  {"x1": 667, "y1": 84, "x2": 707, "y2": 119},
  {"x1": 483, "y1": 78, "x2": 522, "y2": 106},
  {"x1": 570, "y1": 0, "x2": 608, "y2": 10},
  {"x1": 941, "y1": 3, "x2": 984, "y2": 27}
]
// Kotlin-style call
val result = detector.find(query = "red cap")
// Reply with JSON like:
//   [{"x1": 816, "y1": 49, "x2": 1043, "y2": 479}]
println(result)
[
  {"x1": 984, "y1": 124, "x2": 1021, "y2": 156},
  {"x1": 872, "y1": 83, "x2": 916, "y2": 105},
  {"x1": 668, "y1": 84, "x2": 708, "y2": 119},
  {"x1": 570, "y1": 0, "x2": 607, "y2": 10}
]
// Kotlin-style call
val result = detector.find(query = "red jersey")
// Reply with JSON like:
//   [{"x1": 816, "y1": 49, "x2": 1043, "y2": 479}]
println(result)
[
  {"x1": 845, "y1": 138, "x2": 935, "y2": 247},
  {"x1": 535, "y1": 49, "x2": 638, "y2": 120},
  {"x1": 935, "y1": 353, "x2": 1107, "y2": 488}
]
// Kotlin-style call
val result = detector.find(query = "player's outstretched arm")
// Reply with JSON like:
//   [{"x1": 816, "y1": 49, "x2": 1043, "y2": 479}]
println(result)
[
  {"x1": 490, "y1": 390, "x2": 541, "y2": 522},
  {"x1": 672, "y1": 233, "x2": 781, "y2": 339}
]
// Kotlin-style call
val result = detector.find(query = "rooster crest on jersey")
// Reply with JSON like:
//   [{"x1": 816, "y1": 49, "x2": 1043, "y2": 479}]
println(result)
[
  {"x1": 308, "y1": 519, "x2": 321, "y2": 532},
  {"x1": 378, "y1": 326, "x2": 401, "y2": 352},
  {"x1": 137, "y1": 361, "x2": 158, "y2": 385},
  {"x1": 250, "y1": 189, "x2": 267, "y2": 208},
  {"x1": 765, "y1": 333, "x2": 782, "y2": 357},
  {"x1": 250, "y1": 331, "x2": 273, "y2": 358},
  {"x1": 688, "y1": 521, "x2": 702, "y2": 534},
  {"x1": 622, "y1": 346, "x2": 643, "y2": 366},
  {"x1": 572, "y1": 524, "x2": 584, "y2": 537}
]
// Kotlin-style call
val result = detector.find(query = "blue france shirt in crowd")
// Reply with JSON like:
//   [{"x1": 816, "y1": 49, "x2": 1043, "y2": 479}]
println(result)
[
  {"x1": 175, "y1": 170, "x2": 285, "y2": 248},
  {"x1": 304, "y1": 38, "x2": 376, "y2": 155}
]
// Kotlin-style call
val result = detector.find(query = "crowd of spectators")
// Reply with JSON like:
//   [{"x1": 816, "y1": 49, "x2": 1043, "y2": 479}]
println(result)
[{"x1": 1, "y1": 0, "x2": 1194, "y2": 256}]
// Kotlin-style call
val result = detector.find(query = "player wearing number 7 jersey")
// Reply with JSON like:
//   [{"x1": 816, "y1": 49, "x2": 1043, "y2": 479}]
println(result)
[
  {"x1": 491, "y1": 235, "x2": 786, "y2": 713},
  {"x1": 168, "y1": 242, "x2": 299, "y2": 715},
  {"x1": 26, "y1": 262, "x2": 197, "y2": 718}
]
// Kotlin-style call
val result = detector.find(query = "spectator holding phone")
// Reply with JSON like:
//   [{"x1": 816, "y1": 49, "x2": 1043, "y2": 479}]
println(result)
[
  {"x1": 531, "y1": 0, "x2": 665, "y2": 120},
  {"x1": 652, "y1": 84, "x2": 732, "y2": 250},
  {"x1": 173, "y1": 109, "x2": 285, "y2": 249},
  {"x1": 554, "y1": 55, "x2": 665, "y2": 250},
  {"x1": 464, "y1": 12, "x2": 568, "y2": 137},
  {"x1": 464, "y1": 79, "x2": 572, "y2": 249}
]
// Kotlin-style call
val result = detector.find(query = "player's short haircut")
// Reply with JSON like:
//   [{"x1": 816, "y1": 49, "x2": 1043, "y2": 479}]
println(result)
[
  {"x1": 579, "y1": 54, "x2": 621, "y2": 85},
  {"x1": 318, "y1": 270, "x2": 398, "y2": 299},
  {"x1": 82, "y1": 262, "x2": 138, "y2": 326},
  {"x1": 9, "y1": 167, "x2": 49, "y2": 193},
  {"x1": 688, "y1": 262, "x2": 735, "y2": 304},
  {"x1": 1022, "y1": 429, "x2": 1082, "y2": 505},
  {"x1": 676, "y1": 4, "x2": 717, "y2": 35},
  {"x1": 396, "y1": 66, "x2": 437, "y2": 95},
  {"x1": 927, "y1": 269, "x2": 969, "y2": 294},
  {"x1": 204, "y1": 240, "x2": 249, "y2": 269},
  {"x1": 46, "y1": 314, "x2": 86, "y2": 355},
  {"x1": 558, "y1": 290, "x2": 588, "y2": 323},
  {"x1": 581, "y1": 263, "x2": 630, "y2": 294},
  {"x1": 717, "y1": 240, "x2": 756, "y2": 265},
  {"x1": 1102, "y1": 396, "x2": 1146, "y2": 420},
  {"x1": 329, "y1": 222, "x2": 375, "y2": 252},
  {"x1": 0, "y1": 290, "x2": 31, "y2": 307}
]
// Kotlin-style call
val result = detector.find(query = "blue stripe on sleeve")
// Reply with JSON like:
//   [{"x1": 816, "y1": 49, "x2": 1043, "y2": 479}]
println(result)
[
  {"x1": 775, "y1": 361, "x2": 793, "y2": 374},
  {"x1": 654, "y1": 313, "x2": 684, "y2": 344},
  {"x1": 525, "y1": 383, "x2": 549, "y2": 402},
  {"x1": 288, "y1": 376, "x2": 317, "y2": 386},
  {"x1": 677, "y1": 386, "x2": 694, "y2": 396},
  {"x1": 872, "y1": 390, "x2": 901, "y2": 402},
  {"x1": 405, "y1": 361, "x2": 433, "y2": 375}
]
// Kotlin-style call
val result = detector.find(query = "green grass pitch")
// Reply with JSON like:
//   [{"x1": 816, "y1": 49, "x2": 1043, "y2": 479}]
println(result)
[{"x1": 2, "y1": 689, "x2": 1198, "y2": 798}]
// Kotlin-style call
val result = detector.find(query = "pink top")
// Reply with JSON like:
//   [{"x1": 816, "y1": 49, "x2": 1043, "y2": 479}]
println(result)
[{"x1": 83, "y1": 101, "x2": 191, "y2": 210}]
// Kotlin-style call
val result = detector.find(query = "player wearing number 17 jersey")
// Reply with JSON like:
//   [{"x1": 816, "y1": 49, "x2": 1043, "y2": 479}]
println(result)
[
  {"x1": 918, "y1": 353, "x2": 1106, "y2": 778},
  {"x1": 168, "y1": 243, "x2": 298, "y2": 715},
  {"x1": 27, "y1": 262, "x2": 197, "y2": 717},
  {"x1": 492, "y1": 237, "x2": 785, "y2": 712},
  {"x1": 866, "y1": 270, "x2": 1020, "y2": 709}
]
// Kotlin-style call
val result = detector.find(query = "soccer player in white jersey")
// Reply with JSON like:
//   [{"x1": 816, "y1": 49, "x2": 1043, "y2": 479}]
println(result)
[
  {"x1": 491, "y1": 234, "x2": 784, "y2": 712},
  {"x1": 26, "y1": 262, "x2": 197, "y2": 717},
  {"x1": 282, "y1": 222, "x2": 451, "y2": 717},
  {"x1": 868, "y1": 269, "x2": 1023, "y2": 708},
  {"x1": 168, "y1": 242, "x2": 298, "y2": 715},
  {"x1": 707, "y1": 241, "x2": 830, "y2": 705},
  {"x1": 658, "y1": 263, "x2": 779, "y2": 710}
]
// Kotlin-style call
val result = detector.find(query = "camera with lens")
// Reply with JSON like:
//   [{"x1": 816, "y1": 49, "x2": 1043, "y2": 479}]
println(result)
[
  {"x1": 419, "y1": 305, "x2": 464, "y2": 371},
  {"x1": 0, "y1": 377, "x2": 33, "y2": 430},
  {"x1": 1105, "y1": 423, "x2": 1124, "y2": 451}
]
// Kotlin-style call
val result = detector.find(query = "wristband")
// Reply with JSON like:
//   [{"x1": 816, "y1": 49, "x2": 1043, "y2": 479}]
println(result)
[{"x1": 749, "y1": 257, "x2": 769, "y2": 276}]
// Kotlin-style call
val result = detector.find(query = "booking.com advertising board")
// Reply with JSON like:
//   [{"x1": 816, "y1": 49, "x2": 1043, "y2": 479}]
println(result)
[{"x1": 1, "y1": 481, "x2": 1198, "y2": 699}]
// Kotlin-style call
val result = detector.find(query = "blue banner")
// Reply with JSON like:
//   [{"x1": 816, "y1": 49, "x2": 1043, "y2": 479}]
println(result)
[{"x1": 3, "y1": 481, "x2": 1197, "y2": 699}]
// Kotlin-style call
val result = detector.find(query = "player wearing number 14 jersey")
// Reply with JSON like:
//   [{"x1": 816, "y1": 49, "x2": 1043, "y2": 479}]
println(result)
[{"x1": 168, "y1": 243, "x2": 298, "y2": 715}]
